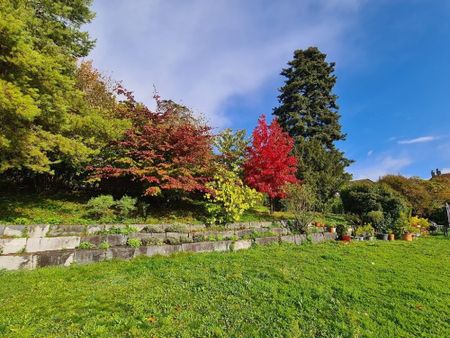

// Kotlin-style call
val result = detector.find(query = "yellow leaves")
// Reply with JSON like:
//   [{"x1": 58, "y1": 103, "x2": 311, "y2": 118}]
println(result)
[{"x1": 205, "y1": 167, "x2": 263, "y2": 224}]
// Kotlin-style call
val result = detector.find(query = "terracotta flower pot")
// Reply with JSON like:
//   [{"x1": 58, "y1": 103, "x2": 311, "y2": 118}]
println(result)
[
  {"x1": 342, "y1": 235, "x2": 352, "y2": 241},
  {"x1": 402, "y1": 233, "x2": 413, "y2": 241},
  {"x1": 388, "y1": 234, "x2": 395, "y2": 241}
]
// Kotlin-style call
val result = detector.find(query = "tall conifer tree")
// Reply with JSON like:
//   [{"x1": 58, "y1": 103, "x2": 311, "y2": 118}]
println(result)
[{"x1": 273, "y1": 47, "x2": 352, "y2": 210}]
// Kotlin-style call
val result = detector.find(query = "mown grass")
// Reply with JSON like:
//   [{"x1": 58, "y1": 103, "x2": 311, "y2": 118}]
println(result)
[{"x1": 0, "y1": 237, "x2": 448, "y2": 337}]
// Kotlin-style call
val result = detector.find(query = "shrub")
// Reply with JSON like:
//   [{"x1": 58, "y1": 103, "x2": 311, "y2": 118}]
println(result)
[
  {"x1": 99, "y1": 241, "x2": 111, "y2": 250},
  {"x1": 127, "y1": 238, "x2": 142, "y2": 248},
  {"x1": 86, "y1": 195, "x2": 115, "y2": 220},
  {"x1": 283, "y1": 183, "x2": 316, "y2": 234},
  {"x1": 205, "y1": 166, "x2": 262, "y2": 225},
  {"x1": 143, "y1": 224, "x2": 164, "y2": 233},
  {"x1": 165, "y1": 224, "x2": 189, "y2": 233},
  {"x1": 341, "y1": 182, "x2": 410, "y2": 226},
  {"x1": 354, "y1": 224, "x2": 374, "y2": 237},
  {"x1": 78, "y1": 242, "x2": 96, "y2": 250},
  {"x1": 115, "y1": 195, "x2": 137, "y2": 219},
  {"x1": 365, "y1": 210, "x2": 385, "y2": 233}
]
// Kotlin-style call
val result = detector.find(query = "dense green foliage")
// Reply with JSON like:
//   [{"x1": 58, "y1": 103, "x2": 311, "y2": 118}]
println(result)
[
  {"x1": 340, "y1": 182, "x2": 410, "y2": 232},
  {"x1": 380, "y1": 174, "x2": 450, "y2": 223},
  {"x1": 273, "y1": 47, "x2": 351, "y2": 208},
  {"x1": 214, "y1": 128, "x2": 248, "y2": 175},
  {"x1": 0, "y1": 237, "x2": 448, "y2": 337},
  {"x1": 0, "y1": 0, "x2": 126, "y2": 176}
]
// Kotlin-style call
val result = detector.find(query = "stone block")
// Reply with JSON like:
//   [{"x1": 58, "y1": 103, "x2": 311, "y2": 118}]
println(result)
[
  {"x1": 74, "y1": 249, "x2": 107, "y2": 264},
  {"x1": 84, "y1": 234, "x2": 127, "y2": 247},
  {"x1": 280, "y1": 235, "x2": 297, "y2": 244},
  {"x1": 143, "y1": 245, "x2": 182, "y2": 257},
  {"x1": 324, "y1": 232, "x2": 337, "y2": 241},
  {"x1": 311, "y1": 233, "x2": 325, "y2": 243},
  {"x1": 0, "y1": 225, "x2": 5, "y2": 236},
  {"x1": 182, "y1": 240, "x2": 231, "y2": 253},
  {"x1": 34, "y1": 251, "x2": 74, "y2": 268},
  {"x1": 0, "y1": 255, "x2": 34, "y2": 270},
  {"x1": 232, "y1": 239, "x2": 252, "y2": 251},
  {"x1": 27, "y1": 225, "x2": 50, "y2": 238},
  {"x1": 86, "y1": 225, "x2": 104, "y2": 234},
  {"x1": 0, "y1": 238, "x2": 27, "y2": 254},
  {"x1": 107, "y1": 247, "x2": 135, "y2": 260},
  {"x1": 3, "y1": 225, "x2": 26, "y2": 237},
  {"x1": 47, "y1": 225, "x2": 85, "y2": 237},
  {"x1": 254, "y1": 236, "x2": 280, "y2": 245},
  {"x1": 25, "y1": 236, "x2": 80, "y2": 253}
]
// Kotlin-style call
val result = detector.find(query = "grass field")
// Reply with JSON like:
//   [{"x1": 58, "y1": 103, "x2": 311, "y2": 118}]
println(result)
[{"x1": 0, "y1": 237, "x2": 448, "y2": 337}]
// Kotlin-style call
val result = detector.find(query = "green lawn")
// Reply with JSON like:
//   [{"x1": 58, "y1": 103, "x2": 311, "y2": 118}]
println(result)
[{"x1": 0, "y1": 237, "x2": 449, "y2": 337}]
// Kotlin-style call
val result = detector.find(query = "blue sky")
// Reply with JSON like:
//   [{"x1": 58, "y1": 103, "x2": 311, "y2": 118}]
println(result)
[{"x1": 87, "y1": 0, "x2": 450, "y2": 180}]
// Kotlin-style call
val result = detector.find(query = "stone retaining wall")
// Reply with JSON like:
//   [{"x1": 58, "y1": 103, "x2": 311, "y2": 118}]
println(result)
[
  {"x1": 0, "y1": 221, "x2": 276, "y2": 238},
  {"x1": 0, "y1": 233, "x2": 336, "y2": 271}
]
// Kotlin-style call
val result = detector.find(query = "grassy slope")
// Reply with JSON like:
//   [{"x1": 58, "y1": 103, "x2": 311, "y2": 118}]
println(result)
[
  {"x1": 0, "y1": 192, "x2": 349, "y2": 225},
  {"x1": 0, "y1": 237, "x2": 449, "y2": 337}
]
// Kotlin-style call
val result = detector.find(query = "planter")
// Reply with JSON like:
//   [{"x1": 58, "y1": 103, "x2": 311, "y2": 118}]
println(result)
[
  {"x1": 402, "y1": 233, "x2": 413, "y2": 241},
  {"x1": 356, "y1": 236, "x2": 364, "y2": 241},
  {"x1": 342, "y1": 235, "x2": 352, "y2": 242},
  {"x1": 388, "y1": 234, "x2": 395, "y2": 241},
  {"x1": 367, "y1": 236, "x2": 375, "y2": 241},
  {"x1": 329, "y1": 227, "x2": 336, "y2": 234},
  {"x1": 381, "y1": 234, "x2": 389, "y2": 241}
]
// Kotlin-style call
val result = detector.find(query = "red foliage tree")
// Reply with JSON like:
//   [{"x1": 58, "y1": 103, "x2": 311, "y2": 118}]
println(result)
[
  {"x1": 88, "y1": 87, "x2": 215, "y2": 196},
  {"x1": 244, "y1": 115, "x2": 298, "y2": 210}
]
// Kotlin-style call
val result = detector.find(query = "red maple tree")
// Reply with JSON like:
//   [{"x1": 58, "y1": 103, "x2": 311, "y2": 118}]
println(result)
[
  {"x1": 88, "y1": 87, "x2": 214, "y2": 196},
  {"x1": 244, "y1": 115, "x2": 298, "y2": 210}
]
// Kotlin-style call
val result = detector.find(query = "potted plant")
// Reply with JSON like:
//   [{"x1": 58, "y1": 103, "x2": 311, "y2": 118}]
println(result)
[
  {"x1": 381, "y1": 232, "x2": 389, "y2": 241},
  {"x1": 328, "y1": 224, "x2": 336, "y2": 233},
  {"x1": 336, "y1": 224, "x2": 351, "y2": 241},
  {"x1": 388, "y1": 230, "x2": 395, "y2": 241},
  {"x1": 354, "y1": 226, "x2": 365, "y2": 241}
]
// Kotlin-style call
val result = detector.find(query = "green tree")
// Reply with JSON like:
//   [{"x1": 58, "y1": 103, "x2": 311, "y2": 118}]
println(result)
[
  {"x1": 0, "y1": 0, "x2": 126, "y2": 176},
  {"x1": 205, "y1": 166, "x2": 262, "y2": 225},
  {"x1": 214, "y1": 128, "x2": 248, "y2": 174},
  {"x1": 273, "y1": 47, "x2": 351, "y2": 209},
  {"x1": 296, "y1": 139, "x2": 351, "y2": 211}
]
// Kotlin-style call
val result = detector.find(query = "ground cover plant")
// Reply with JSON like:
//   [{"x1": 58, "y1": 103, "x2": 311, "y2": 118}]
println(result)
[{"x1": 0, "y1": 237, "x2": 448, "y2": 337}]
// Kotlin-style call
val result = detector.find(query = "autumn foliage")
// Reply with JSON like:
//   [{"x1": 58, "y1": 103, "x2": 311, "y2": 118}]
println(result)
[
  {"x1": 244, "y1": 115, "x2": 298, "y2": 201},
  {"x1": 89, "y1": 89, "x2": 214, "y2": 196}
]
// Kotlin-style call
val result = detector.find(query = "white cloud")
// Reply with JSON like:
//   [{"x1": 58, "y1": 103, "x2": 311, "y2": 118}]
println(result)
[
  {"x1": 350, "y1": 156, "x2": 412, "y2": 180},
  {"x1": 398, "y1": 136, "x2": 438, "y2": 145},
  {"x1": 87, "y1": 0, "x2": 363, "y2": 128},
  {"x1": 442, "y1": 168, "x2": 450, "y2": 174}
]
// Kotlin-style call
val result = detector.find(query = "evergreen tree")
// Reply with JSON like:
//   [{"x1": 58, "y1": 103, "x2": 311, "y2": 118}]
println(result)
[
  {"x1": 273, "y1": 47, "x2": 352, "y2": 209},
  {"x1": 273, "y1": 47, "x2": 345, "y2": 149}
]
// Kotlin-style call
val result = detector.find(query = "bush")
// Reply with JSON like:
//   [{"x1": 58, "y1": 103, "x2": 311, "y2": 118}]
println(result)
[
  {"x1": 165, "y1": 224, "x2": 189, "y2": 233},
  {"x1": 78, "y1": 242, "x2": 96, "y2": 250},
  {"x1": 99, "y1": 241, "x2": 111, "y2": 250},
  {"x1": 365, "y1": 210, "x2": 385, "y2": 233},
  {"x1": 115, "y1": 195, "x2": 137, "y2": 219},
  {"x1": 86, "y1": 195, "x2": 115, "y2": 220},
  {"x1": 283, "y1": 183, "x2": 316, "y2": 234},
  {"x1": 127, "y1": 238, "x2": 142, "y2": 248},
  {"x1": 340, "y1": 182, "x2": 409, "y2": 227},
  {"x1": 354, "y1": 224, "x2": 374, "y2": 238},
  {"x1": 205, "y1": 166, "x2": 262, "y2": 225}
]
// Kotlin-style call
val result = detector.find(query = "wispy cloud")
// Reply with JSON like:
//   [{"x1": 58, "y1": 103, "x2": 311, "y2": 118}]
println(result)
[
  {"x1": 87, "y1": 0, "x2": 363, "y2": 127},
  {"x1": 350, "y1": 155, "x2": 412, "y2": 180},
  {"x1": 442, "y1": 168, "x2": 450, "y2": 174},
  {"x1": 398, "y1": 136, "x2": 438, "y2": 145}
]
